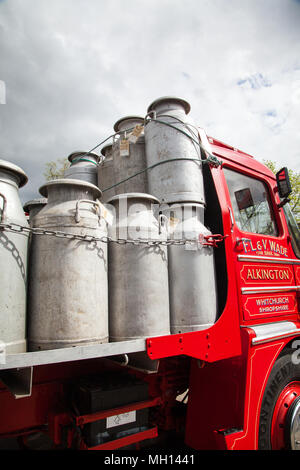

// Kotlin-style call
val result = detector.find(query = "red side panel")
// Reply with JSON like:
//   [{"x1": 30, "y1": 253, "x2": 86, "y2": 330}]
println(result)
[{"x1": 185, "y1": 327, "x2": 300, "y2": 450}]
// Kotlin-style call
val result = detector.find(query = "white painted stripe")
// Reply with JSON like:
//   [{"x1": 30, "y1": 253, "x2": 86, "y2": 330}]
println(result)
[
  {"x1": 238, "y1": 255, "x2": 300, "y2": 265},
  {"x1": 241, "y1": 286, "x2": 300, "y2": 295},
  {"x1": 242, "y1": 321, "x2": 300, "y2": 345}
]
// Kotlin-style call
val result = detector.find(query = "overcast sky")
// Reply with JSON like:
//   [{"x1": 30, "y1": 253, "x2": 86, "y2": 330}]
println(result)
[{"x1": 0, "y1": 0, "x2": 299, "y2": 203}]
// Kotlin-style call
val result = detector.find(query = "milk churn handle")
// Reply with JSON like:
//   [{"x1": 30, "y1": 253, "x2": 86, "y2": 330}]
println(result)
[
  {"x1": 0, "y1": 192, "x2": 7, "y2": 224},
  {"x1": 158, "y1": 213, "x2": 169, "y2": 235},
  {"x1": 75, "y1": 200, "x2": 102, "y2": 224},
  {"x1": 144, "y1": 110, "x2": 156, "y2": 123}
]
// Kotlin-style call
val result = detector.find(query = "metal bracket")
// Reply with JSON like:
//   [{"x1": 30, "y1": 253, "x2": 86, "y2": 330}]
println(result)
[
  {"x1": 0, "y1": 367, "x2": 33, "y2": 399},
  {"x1": 277, "y1": 197, "x2": 290, "y2": 209},
  {"x1": 199, "y1": 233, "x2": 228, "y2": 248}
]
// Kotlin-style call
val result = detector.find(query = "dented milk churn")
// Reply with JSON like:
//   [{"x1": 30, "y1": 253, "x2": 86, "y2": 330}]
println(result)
[
  {"x1": 64, "y1": 151, "x2": 100, "y2": 186},
  {"x1": 107, "y1": 193, "x2": 170, "y2": 342},
  {"x1": 162, "y1": 202, "x2": 217, "y2": 333},
  {"x1": 144, "y1": 96, "x2": 204, "y2": 204},
  {"x1": 28, "y1": 178, "x2": 109, "y2": 351},
  {"x1": 0, "y1": 159, "x2": 29, "y2": 353}
]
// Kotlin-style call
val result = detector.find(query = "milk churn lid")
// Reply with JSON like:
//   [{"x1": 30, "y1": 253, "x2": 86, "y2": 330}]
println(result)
[
  {"x1": 147, "y1": 96, "x2": 191, "y2": 115},
  {"x1": 100, "y1": 144, "x2": 113, "y2": 156},
  {"x1": 39, "y1": 178, "x2": 102, "y2": 198},
  {"x1": 67, "y1": 151, "x2": 100, "y2": 164},
  {"x1": 23, "y1": 197, "x2": 48, "y2": 213},
  {"x1": 107, "y1": 192, "x2": 160, "y2": 205},
  {"x1": 0, "y1": 159, "x2": 28, "y2": 187},
  {"x1": 113, "y1": 116, "x2": 144, "y2": 133}
]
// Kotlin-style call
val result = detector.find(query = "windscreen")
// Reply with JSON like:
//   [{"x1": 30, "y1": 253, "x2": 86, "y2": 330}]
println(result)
[{"x1": 283, "y1": 203, "x2": 300, "y2": 259}]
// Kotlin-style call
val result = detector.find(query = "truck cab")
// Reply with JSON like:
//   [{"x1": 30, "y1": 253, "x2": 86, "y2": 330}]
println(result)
[{"x1": 184, "y1": 137, "x2": 300, "y2": 450}]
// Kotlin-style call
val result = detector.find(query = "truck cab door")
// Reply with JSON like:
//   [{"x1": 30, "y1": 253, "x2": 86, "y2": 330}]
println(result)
[{"x1": 222, "y1": 166, "x2": 298, "y2": 326}]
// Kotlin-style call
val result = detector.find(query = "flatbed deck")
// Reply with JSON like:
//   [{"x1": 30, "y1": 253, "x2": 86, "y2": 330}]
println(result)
[{"x1": 0, "y1": 339, "x2": 147, "y2": 371}]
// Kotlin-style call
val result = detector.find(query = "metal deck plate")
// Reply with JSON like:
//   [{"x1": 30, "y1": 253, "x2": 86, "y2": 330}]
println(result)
[{"x1": 0, "y1": 339, "x2": 147, "y2": 371}]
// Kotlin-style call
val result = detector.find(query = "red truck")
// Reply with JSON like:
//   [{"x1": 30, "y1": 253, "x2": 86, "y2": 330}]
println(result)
[{"x1": 0, "y1": 130, "x2": 299, "y2": 452}]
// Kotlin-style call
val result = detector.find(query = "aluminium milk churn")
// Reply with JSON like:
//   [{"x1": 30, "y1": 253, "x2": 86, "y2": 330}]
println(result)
[
  {"x1": 111, "y1": 116, "x2": 147, "y2": 195},
  {"x1": 64, "y1": 151, "x2": 100, "y2": 186},
  {"x1": 162, "y1": 202, "x2": 217, "y2": 333},
  {"x1": 98, "y1": 144, "x2": 115, "y2": 203},
  {"x1": 23, "y1": 198, "x2": 47, "y2": 227},
  {"x1": 28, "y1": 178, "x2": 109, "y2": 351},
  {"x1": 0, "y1": 159, "x2": 29, "y2": 353},
  {"x1": 144, "y1": 96, "x2": 204, "y2": 204},
  {"x1": 107, "y1": 193, "x2": 170, "y2": 342}
]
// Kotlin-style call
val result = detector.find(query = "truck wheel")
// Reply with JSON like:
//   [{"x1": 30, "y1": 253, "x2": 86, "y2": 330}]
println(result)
[{"x1": 258, "y1": 349, "x2": 300, "y2": 450}]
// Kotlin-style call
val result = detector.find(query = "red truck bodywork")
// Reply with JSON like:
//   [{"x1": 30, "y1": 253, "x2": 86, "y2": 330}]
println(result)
[{"x1": 0, "y1": 136, "x2": 299, "y2": 451}]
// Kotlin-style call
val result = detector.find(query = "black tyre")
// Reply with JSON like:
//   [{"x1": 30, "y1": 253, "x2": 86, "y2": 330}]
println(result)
[{"x1": 258, "y1": 348, "x2": 300, "y2": 450}]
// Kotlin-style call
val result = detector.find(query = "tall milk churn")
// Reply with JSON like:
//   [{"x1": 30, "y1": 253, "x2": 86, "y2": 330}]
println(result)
[
  {"x1": 162, "y1": 202, "x2": 217, "y2": 333},
  {"x1": 144, "y1": 96, "x2": 204, "y2": 204},
  {"x1": 28, "y1": 179, "x2": 109, "y2": 351},
  {"x1": 111, "y1": 116, "x2": 147, "y2": 195},
  {"x1": 107, "y1": 193, "x2": 170, "y2": 342},
  {"x1": 0, "y1": 159, "x2": 29, "y2": 353},
  {"x1": 23, "y1": 198, "x2": 47, "y2": 227},
  {"x1": 98, "y1": 144, "x2": 115, "y2": 203},
  {"x1": 64, "y1": 151, "x2": 100, "y2": 186}
]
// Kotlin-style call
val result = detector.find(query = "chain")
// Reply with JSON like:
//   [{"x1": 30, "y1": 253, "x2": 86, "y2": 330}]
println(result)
[
  {"x1": 0, "y1": 222, "x2": 201, "y2": 247},
  {"x1": 0, "y1": 230, "x2": 27, "y2": 281}
]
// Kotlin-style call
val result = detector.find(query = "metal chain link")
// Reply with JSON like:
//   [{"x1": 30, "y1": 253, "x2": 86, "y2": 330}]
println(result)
[
  {"x1": 0, "y1": 230, "x2": 27, "y2": 280},
  {"x1": 0, "y1": 222, "x2": 201, "y2": 247}
]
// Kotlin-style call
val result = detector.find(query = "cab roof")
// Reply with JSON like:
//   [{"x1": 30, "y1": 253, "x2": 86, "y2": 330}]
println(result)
[{"x1": 208, "y1": 136, "x2": 276, "y2": 180}]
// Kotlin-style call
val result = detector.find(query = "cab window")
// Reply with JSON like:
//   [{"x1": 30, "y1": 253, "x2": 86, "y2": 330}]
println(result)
[
  {"x1": 223, "y1": 168, "x2": 278, "y2": 236},
  {"x1": 283, "y1": 203, "x2": 300, "y2": 258}
]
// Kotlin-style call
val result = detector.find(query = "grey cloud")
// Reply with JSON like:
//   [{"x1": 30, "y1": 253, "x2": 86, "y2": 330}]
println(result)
[{"x1": 0, "y1": 0, "x2": 299, "y2": 206}]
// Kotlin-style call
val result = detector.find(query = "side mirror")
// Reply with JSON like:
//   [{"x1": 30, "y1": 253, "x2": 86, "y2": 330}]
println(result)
[
  {"x1": 276, "y1": 167, "x2": 292, "y2": 199},
  {"x1": 276, "y1": 168, "x2": 292, "y2": 208}
]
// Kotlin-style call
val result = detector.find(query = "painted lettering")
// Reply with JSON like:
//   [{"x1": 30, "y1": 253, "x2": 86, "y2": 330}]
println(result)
[
  {"x1": 262, "y1": 269, "x2": 270, "y2": 280},
  {"x1": 256, "y1": 269, "x2": 262, "y2": 279},
  {"x1": 242, "y1": 237, "x2": 288, "y2": 257},
  {"x1": 242, "y1": 239, "x2": 250, "y2": 253},
  {"x1": 246, "y1": 268, "x2": 290, "y2": 281}
]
